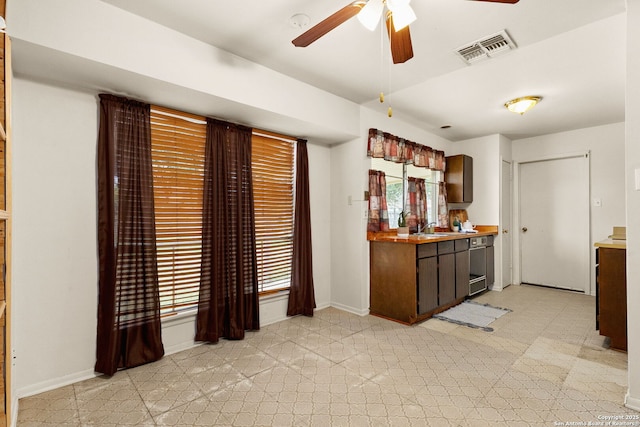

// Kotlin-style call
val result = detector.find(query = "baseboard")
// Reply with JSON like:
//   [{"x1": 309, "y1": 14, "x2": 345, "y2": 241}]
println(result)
[
  {"x1": 625, "y1": 391, "x2": 640, "y2": 412},
  {"x1": 17, "y1": 368, "x2": 98, "y2": 400},
  {"x1": 329, "y1": 301, "x2": 370, "y2": 317}
]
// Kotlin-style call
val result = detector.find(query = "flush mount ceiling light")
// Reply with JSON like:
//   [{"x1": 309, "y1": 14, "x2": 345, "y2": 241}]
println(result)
[{"x1": 504, "y1": 96, "x2": 542, "y2": 115}]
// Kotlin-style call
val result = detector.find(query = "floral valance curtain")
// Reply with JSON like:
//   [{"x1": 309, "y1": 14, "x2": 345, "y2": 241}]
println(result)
[{"x1": 366, "y1": 128, "x2": 446, "y2": 172}]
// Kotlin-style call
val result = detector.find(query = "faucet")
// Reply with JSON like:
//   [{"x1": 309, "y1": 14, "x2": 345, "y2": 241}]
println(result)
[
  {"x1": 417, "y1": 224, "x2": 423, "y2": 234},
  {"x1": 427, "y1": 222, "x2": 436, "y2": 234}
]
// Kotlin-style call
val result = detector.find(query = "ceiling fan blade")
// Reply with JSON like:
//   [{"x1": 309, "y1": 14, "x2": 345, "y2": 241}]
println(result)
[
  {"x1": 292, "y1": 2, "x2": 365, "y2": 47},
  {"x1": 386, "y1": 16, "x2": 414, "y2": 64},
  {"x1": 473, "y1": 0, "x2": 519, "y2": 3}
]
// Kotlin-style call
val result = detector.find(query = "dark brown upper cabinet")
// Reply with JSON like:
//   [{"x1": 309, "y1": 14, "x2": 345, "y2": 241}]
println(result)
[{"x1": 445, "y1": 155, "x2": 473, "y2": 203}]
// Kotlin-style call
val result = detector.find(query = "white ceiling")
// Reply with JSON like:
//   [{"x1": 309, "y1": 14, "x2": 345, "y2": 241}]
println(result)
[{"x1": 32, "y1": 0, "x2": 632, "y2": 142}]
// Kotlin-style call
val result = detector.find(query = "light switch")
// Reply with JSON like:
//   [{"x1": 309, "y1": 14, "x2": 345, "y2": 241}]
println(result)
[{"x1": 348, "y1": 195, "x2": 352, "y2": 206}]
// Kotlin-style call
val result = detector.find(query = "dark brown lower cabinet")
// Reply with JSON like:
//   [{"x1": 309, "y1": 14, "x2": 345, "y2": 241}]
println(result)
[
  {"x1": 370, "y1": 237, "x2": 476, "y2": 325},
  {"x1": 418, "y1": 257, "x2": 438, "y2": 315},
  {"x1": 438, "y1": 253, "x2": 456, "y2": 306},
  {"x1": 597, "y1": 246, "x2": 627, "y2": 351},
  {"x1": 437, "y1": 241, "x2": 456, "y2": 307}
]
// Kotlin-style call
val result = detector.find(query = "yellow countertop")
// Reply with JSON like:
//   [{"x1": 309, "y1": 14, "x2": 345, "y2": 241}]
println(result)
[
  {"x1": 594, "y1": 239, "x2": 626, "y2": 250},
  {"x1": 368, "y1": 226, "x2": 498, "y2": 244}
]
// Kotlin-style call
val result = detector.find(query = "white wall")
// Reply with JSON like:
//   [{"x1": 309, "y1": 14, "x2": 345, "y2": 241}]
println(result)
[
  {"x1": 512, "y1": 123, "x2": 626, "y2": 295},
  {"x1": 11, "y1": 77, "x2": 333, "y2": 400},
  {"x1": 625, "y1": 0, "x2": 640, "y2": 412},
  {"x1": 12, "y1": 79, "x2": 99, "y2": 400}
]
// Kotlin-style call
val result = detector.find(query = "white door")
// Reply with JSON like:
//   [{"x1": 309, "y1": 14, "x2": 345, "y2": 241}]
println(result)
[
  {"x1": 501, "y1": 160, "x2": 512, "y2": 288},
  {"x1": 519, "y1": 154, "x2": 590, "y2": 292}
]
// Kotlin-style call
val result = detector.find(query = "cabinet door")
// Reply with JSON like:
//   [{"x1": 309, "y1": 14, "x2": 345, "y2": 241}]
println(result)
[
  {"x1": 599, "y1": 247, "x2": 627, "y2": 351},
  {"x1": 486, "y1": 245, "x2": 495, "y2": 286},
  {"x1": 455, "y1": 250, "x2": 469, "y2": 299},
  {"x1": 418, "y1": 257, "x2": 438, "y2": 314},
  {"x1": 445, "y1": 155, "x2": 473, "y2": 203},
  {"x1": 438, "y1": 253, "x2": 455, "y2": 306}
]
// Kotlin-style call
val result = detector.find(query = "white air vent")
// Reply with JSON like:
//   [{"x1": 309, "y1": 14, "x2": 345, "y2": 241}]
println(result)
[{"x1": 455, "y1": 30, "x2": 516, "y2": 64}]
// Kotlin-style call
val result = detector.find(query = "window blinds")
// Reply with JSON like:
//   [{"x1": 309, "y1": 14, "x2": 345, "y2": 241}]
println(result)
[{"x1": 150, "y1": 106, "x2": 206, "y2": 314}]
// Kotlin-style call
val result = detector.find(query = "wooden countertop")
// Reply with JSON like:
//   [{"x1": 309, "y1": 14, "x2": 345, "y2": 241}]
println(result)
[
  {"x1": 368, "y1": 226, "x2": 498, "y2": 244},
  {"x1": 594, "y1": 239, "x2": 626, "y2": 250}
]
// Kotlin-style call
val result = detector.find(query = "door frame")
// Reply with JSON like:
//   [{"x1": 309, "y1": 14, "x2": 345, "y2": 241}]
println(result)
[
  {"x1": 513, "y1": 151, "x2": 592, "y2": 294},
  {"x1": 500, "y1": 158, "x2": 513, "y2": 290}
]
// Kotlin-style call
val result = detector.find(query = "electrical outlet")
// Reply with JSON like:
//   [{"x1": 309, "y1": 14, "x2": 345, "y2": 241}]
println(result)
[{"x1": 363, "y1": 209, "x2": 368, "y2": 219}]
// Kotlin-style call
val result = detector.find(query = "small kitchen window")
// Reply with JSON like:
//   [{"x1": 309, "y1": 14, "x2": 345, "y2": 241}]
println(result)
[{"x1": 371, "y1": 158, "x2": 440, "y2": 228}]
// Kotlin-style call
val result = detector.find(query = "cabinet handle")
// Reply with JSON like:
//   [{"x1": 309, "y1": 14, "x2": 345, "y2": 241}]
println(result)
[
  {"x1": 522, "y1": 227, "x2": 528, "y2": 233},
  {"x1": 502, "y1": 229, "x2": 509, "y2": 234}
]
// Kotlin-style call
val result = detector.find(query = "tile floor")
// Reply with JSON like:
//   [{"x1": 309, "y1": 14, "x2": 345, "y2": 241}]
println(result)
[{"x1": 17, "y1": 284, "x2": 636, "y2": 426}]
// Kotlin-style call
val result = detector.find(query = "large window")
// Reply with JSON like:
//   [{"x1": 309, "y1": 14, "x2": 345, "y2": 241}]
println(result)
[{"x1": 150, "y1": 107, "x2": 296, "y2": 316}]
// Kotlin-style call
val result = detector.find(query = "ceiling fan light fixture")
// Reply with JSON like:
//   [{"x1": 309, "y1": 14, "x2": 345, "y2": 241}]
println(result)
[
  {"x1": 357, "y1": 0, "x2": 384, "y2": 31},
  {"x1": 386, "y1": 0, "x2": 416, "y2": 31},
  {"x1": 504, "y1": 96, "x2": 542, "y2": 115}
]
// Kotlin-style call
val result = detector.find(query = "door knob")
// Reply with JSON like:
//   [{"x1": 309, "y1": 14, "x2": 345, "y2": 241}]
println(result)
[
  {"x1": 522, "y1": 227, "x2": 528, "y2": 233},
  {"x1": 503, "y1": 229, "x2": 509, "y2": 234}
]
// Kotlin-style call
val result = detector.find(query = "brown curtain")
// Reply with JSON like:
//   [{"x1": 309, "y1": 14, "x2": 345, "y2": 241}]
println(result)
[
  {"x1": 95, "y1": 94, "x2": 164, "y2": 376},
  {"x1": 287, "y1": 139, "x2": 316, "y2": 317},
  {"x1": 196, "y1": 118, "x2": 259, "y2": 343}
]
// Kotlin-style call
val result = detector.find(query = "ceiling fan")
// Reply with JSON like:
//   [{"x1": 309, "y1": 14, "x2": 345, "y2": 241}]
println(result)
[{"x1": 292, "y1": 0, "x2": 519, "y2": 64}]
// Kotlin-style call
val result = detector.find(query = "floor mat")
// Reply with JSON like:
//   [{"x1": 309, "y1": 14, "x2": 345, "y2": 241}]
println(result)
[{"x1": 432, "y1": 300, "x2": 511, "y2": 332}]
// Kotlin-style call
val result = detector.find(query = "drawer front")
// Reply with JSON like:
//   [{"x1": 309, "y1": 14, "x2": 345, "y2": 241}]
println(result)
[
  {"x1": 418, "y1": 243, "x2": 437, "y2": 258},
  {"x1": 437, "y1": 240, "x2": 455, "y2": 255},
  {"x1": 454, "y1": 238, "x2": 469, "y2": 252}
]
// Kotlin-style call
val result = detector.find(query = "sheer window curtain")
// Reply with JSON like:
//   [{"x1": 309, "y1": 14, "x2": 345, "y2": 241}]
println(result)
[
  {"x1": 195, "y1": 118, "x2": 260, "y2": 343},
  {"x1": 287, "y1": 139, "x2": 316, "y2": 317},
  {"x1": 96, "y1": 94, "x2": 164, "y2": 376}
]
